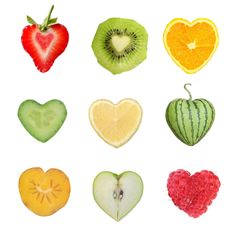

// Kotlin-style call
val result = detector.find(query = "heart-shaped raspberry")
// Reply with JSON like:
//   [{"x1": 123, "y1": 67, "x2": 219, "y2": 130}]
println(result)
[{"x1": 167, "y1": 170, "x2": 220, "y2": 218}]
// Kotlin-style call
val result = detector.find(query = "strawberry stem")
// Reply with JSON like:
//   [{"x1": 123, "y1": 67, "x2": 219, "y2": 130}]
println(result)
[
  {"x1": 45, "y1": 5, "x2": 54, "y2": 28},
  {"x1": 26, "y1": 5, "x2": 58, "y2": 32},
  {"x1": 40, "y1": 5, "x2": 55, "y2": 31},
  {"x1": 184, "y1": 83, "x2": 192, "y2": 100}
]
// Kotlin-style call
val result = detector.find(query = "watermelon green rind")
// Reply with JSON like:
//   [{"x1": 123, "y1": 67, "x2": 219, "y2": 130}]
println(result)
[
  {"x1": 166, "y1": 101, "x2": 186, "y2": 141},
  {"x1": 195, "y1": 99, "x2": 215, "y2": 143},
  {"x1": 166, "y1": 98, "x2": 215, "y2": 146},
  {"x1": 18, "y1": 99, "x2": 67, "y2": 142},
  {"x1": 179, "y1": 99, "x2": 190, "y2": 143},
  {"x1": 192, "y1": 101, "x2": 201, "y2": 141}
]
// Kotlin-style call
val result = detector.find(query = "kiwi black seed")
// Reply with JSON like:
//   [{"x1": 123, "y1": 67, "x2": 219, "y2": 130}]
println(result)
[{"x1": 92, "y1": 18, "x2": 148, "y2": 74}]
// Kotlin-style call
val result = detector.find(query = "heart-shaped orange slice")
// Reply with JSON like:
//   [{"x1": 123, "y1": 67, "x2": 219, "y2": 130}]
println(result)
[
  {"x1": 89, "y1": 99, "x2": 142, "y2": 148},
  {"x1": 19, "y1": 167, "x2": 70, "y2": 216},
  {"x1": 163, "y1": 18, "x2": 219, "y2": 73}
]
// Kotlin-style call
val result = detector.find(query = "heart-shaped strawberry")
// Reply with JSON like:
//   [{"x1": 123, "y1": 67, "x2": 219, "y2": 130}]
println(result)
[
  {"x1": 167, "y1": 169, "x2": 220, "y2": 218},
  {"x1": 21, "y1": 5, "x2": 69, "y2": 72},
  {"x1": 166, "y1": 84, "x2": 215, "y2": 146}
]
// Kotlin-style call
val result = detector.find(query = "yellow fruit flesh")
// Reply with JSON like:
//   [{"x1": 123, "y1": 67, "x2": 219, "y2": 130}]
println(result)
[
  {"x1": 19, "y1": 168, "x2": 70, "y2": 216},
  {"x1": 89, "y1": 99, "x2": 142, "y2": 147}
]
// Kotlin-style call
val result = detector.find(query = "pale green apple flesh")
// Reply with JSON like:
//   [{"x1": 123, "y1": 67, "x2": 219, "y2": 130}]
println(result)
[{"x1": 93, "y1": 171, "x2": 143, "y2": 221}]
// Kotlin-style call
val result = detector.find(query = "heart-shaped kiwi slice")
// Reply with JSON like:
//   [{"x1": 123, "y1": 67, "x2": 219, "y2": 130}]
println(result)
[{"x1": 92, "y1": 18, "x2": 148, "y2": 74}]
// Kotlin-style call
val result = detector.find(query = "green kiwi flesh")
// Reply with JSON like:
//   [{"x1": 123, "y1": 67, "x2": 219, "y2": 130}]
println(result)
[{"x1": 92, "y1": 18, "x2": 148, "y2": 74}]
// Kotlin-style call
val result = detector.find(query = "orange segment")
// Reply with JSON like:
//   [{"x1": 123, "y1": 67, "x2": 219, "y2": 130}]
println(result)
[
  {"x1": 89, "y1": 99, "x2": 142, "y2": 148},
  {"x1": 163, "y1": 18, "x2": 219, "y2": 73},
  {"x1": 19, "y1": 167, "x2": 70, "y2": 216}
]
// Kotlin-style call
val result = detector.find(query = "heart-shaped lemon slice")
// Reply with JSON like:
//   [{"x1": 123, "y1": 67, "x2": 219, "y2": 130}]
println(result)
[
  {"x1": 163, "y1": 18, "x2": 219, "y2": 73},
  {"x1": 89, "y1": 99, "x2": 142, "y2": 147}
]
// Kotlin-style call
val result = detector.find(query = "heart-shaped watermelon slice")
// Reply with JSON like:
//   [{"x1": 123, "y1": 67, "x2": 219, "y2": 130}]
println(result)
[{"x1": 166, "y1": 84, "x2": 215, "y2": 146}]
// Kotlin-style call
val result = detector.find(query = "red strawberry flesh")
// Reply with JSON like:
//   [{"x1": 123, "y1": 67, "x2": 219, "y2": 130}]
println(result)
[
  {"x1": 21, "y1": 6, "x2": 69, "y2": 73},
  {"x1": 22, "y1": 24, "x2": 68, "y2": 72},
  {"x1": 35, "y1": 31, "x2": 54, "y2": 51}
]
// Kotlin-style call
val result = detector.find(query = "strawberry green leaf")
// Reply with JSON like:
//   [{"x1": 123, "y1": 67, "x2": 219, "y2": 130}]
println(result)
[
  {"x1": 27, "y1": 16, "x2": 37, "y2": 25},
  {"x1": 48, "y1": 18, "x2": 58, "y2": 25},
  {"x1": 39, "y1": 5, "x2": 55, "y2": 31},
  {"x1": 42, "y1": 17, "x2": 48, "y2": 26},
  {"x1": 27, "y1": 5, "x2": 57, "y2": 32}
]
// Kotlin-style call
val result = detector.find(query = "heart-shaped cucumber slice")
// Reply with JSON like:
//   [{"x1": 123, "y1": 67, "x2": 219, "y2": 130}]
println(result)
[
  {"x1": 93, "y1": 171, "x2": 143, "y2": 221},
  {"x1": 18, "y1": 99, "x2": 67, "y2": 142}
]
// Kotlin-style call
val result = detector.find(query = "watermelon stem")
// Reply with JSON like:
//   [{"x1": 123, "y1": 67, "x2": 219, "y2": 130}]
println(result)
[{"x1": 184, "y1": 83, "x2": 192, "y2": 100}]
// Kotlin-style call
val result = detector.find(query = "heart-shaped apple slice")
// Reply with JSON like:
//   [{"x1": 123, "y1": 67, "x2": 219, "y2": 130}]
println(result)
[
  {"x1": 18, "y1": 99, "x2": 67, "y2": 142},
  {"x1": 93, "y1": 171, "x2": 143, "y2": 221},
  {"x1": 89, "y1": 99, "x2": 142, "y2": 147},
  {"x1": 19, "y1": 167, "x2": 70, "y2": 216}
]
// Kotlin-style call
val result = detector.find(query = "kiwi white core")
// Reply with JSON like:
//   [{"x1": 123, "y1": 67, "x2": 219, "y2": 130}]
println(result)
[{"x1": 111, "y1": 35, "x2": 131, "y2": 53}]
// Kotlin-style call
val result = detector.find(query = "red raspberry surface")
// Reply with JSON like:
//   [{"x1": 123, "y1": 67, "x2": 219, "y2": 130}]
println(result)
[{"x1": 167, "y1": 170, "x2": 220, "y2": 218}]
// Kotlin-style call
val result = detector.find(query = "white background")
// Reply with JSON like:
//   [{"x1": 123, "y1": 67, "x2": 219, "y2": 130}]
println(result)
[{"x1": 0, "y1": 0, "x2": 234, "y2": 235}]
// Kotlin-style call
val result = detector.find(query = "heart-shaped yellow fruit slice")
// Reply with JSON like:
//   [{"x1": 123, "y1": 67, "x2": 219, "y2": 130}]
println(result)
[
  {"x1": 19, "y1": 167, "x2": 70, "y2": 216},
  {"x1": 163, "y1": 18, "x2": 219, "y2": 73},
  {"x1": 89, "y1": 99, "x2": 142, "y2": 148}
]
